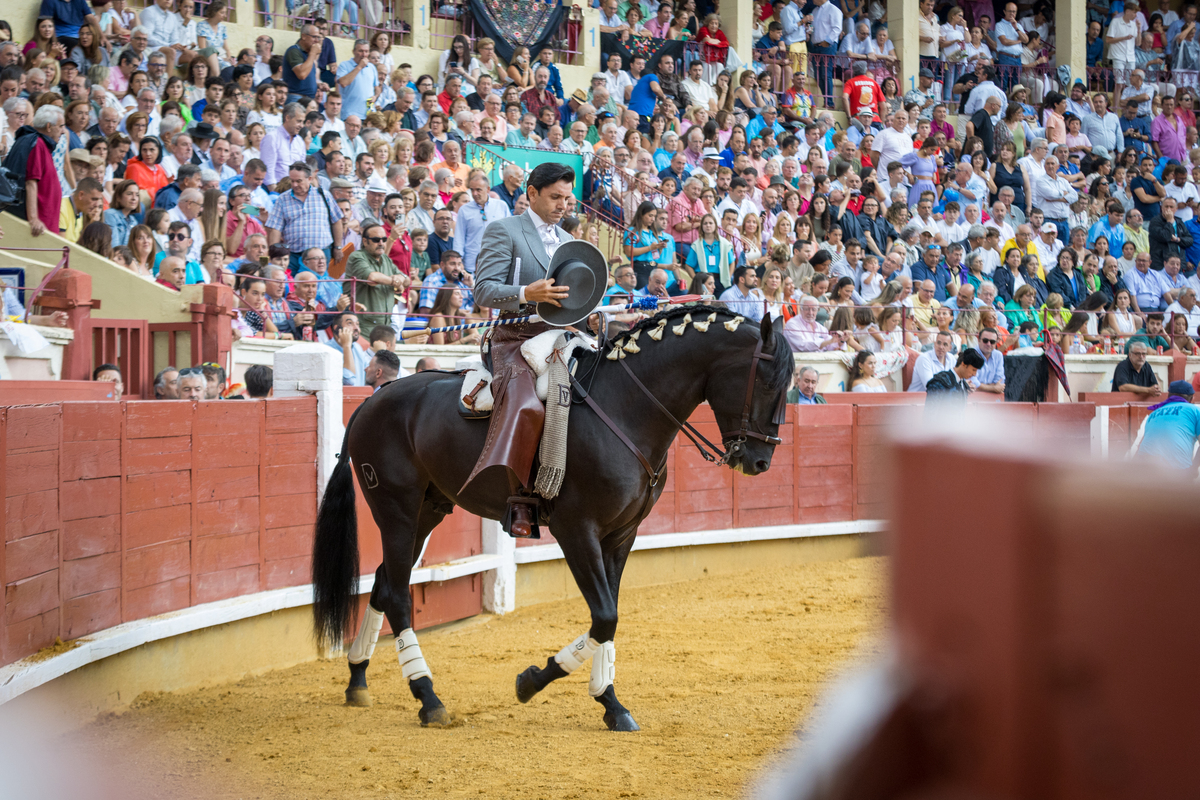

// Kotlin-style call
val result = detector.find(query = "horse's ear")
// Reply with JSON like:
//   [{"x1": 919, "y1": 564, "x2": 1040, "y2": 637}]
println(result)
[{"x1": 760, "y1": 312, "x2": 779, "y2": 347}]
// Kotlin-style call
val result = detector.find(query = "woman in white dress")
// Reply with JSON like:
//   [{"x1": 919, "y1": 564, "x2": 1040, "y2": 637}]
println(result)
[
  {"x1": 1103, "y1": 288, "x2": 1141, "y2": 342},
  {"x1": 939, "y1": 6, "x2": 969, "y2": 102},
  {"x1": 848, "y1": 351, "x2": 888, "y2": 392}
]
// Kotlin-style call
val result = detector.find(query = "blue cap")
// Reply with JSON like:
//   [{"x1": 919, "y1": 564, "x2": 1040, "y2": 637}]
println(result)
[{"x1": 1168, "y1": 380, "x2": 1195, "y2": 396}]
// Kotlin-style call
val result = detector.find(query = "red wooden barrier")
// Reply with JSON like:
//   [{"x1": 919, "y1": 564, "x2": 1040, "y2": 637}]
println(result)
[
  {"x1": 0, "y1": 381, "x2": 112, "y2": 404},
  {"x1": 91, "y1": 320, "x2": 150, "y2": 399},
  {"x1": 1, "y1": 397, "x2": 318, "y2": 668}
]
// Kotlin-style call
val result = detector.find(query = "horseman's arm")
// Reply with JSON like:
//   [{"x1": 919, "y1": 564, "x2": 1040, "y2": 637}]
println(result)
[{"x1": 474, "y1": 221, "x2": 523, "y2": 312}]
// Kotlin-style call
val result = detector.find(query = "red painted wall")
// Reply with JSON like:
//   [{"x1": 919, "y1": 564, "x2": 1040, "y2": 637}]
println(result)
[{"x1": 1, "y1": 398, "x2": 319, "y2": 668}]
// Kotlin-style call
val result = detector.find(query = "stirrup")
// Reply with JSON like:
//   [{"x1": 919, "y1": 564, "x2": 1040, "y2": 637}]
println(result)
[{"x1": 503, "y1": 496, "x2": 541, "y2": 539}]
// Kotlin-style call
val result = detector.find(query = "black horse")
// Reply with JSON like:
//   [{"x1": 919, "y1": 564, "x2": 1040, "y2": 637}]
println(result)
[{"x1": 311, "y1": 305, "x2": 794, "y2": 731}]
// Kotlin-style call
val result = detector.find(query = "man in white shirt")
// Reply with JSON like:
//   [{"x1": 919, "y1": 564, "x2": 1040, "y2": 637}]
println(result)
[
  {"x1": 406, "y1": 180, "x2": 439, "y2": 231},
  {"x1": 808, "y1": 0, "x2": 844, "y2": 100},
  {"x1": 560, "y1": 120, "x2": 595, "y2": 171},
  {"x1": 715, "y1": 177, "x2": 757, "y2": 224},
  {"x1": 1083, "y1": 93, "x2": 1124, "y2": 154},
  {"x1": 680, "y1": 60, "x2": 718, "y2": 113},
  {"x1": 1164, "y1": 164, "x2": 1200, "y2": 223},
  {"x1": 1033, "y1": 222, "x2": 1063, "y2": 267},
  {"x1": 1017, "y1": 137, "x2": 1048, "y2": 190},
  {"x1": 1106, "y1": 1, "x2": 1141, "y2": 99},
  {"x1": 871, "y1": 108, "x2": 913, "y2": 176},
  {"x1": 1165, "y1": 287, "x2": 1200, "y2": 336},
  {"x1": 779, "y1": 0, "x2": 805, "y2": 47},
  {"x1": 602, "y1": 52, "x2": 632, "y2": 105},
  {"x1": 138, "y1": 0, "x2": 184, "y2": 68},
  {"x1": 988, "y1": 201, "x2": 1016, "y2": 244},
  {"x1": 963, "y1": 66, "x2": 1007, "y2": 117},
  {"x1": 838, "y1": 20, "x2": 873, "y2": 60},
  {"x1": 1032, "y1": 156, "x2": 1078, "y2": 245},
  {"x1": 908, "y1": 331, "x2": 956, "y2": 392}
]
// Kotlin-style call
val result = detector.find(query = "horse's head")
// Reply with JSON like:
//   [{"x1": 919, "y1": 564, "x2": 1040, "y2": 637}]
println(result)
[{"x1": 706, "y1": 314, "x2": 794, "y2": 476}]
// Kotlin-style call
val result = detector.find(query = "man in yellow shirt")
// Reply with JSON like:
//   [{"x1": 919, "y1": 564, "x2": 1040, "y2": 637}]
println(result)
[
  {"x1": 1000, "y1": 223, "x2": 1043, "y2": 279},
  {"x1": 907, "y1": 279, "x2": 942, "y2": 346},
  {"x1": 59, "y1": 177, "x2": 105, "y2": 244}
]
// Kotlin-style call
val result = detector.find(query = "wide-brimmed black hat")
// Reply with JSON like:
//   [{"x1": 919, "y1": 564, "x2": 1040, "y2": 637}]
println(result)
[{"x1": 538, "y1": 240, "x2": 608, "y2": 327}]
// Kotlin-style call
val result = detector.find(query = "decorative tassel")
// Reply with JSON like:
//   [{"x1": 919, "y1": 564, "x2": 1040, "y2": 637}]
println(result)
[
  {"x1": 673, "y1": 313, "x2": 692, "y2": 336},
  {"x1": 724, "y1": 316, "x2": 745, "y2": 332},
  {"x1": 622, "y1": 330, "x2": 641, "y2": 353},
  {"x1": 607, "y1": 348, "x2": 620, "y2": 361},
  {"x1": 693, "y1": 312, "x2": 717, "y2": 332},
  {"x1": 648, "y1": 320, "x2": 667, "y2": 341}
]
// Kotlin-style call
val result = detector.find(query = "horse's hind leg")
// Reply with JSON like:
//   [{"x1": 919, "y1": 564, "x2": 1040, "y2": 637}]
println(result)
[
  {"x1": 370, "y1": 489, "x2": 453, "y2": 726},
  {"x1": 344, "y1": 564, "x2": 389, "y2": 707}
]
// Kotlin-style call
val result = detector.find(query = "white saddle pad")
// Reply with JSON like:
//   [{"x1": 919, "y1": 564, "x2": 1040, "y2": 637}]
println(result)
[{"x1": 458, "y1": 330, "x2": 596, "y2": 412}]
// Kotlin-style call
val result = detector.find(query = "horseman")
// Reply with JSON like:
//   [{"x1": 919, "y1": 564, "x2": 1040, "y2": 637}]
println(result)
[{"x1": 463, "y1": 162, "x2": 579, "y2": 538}]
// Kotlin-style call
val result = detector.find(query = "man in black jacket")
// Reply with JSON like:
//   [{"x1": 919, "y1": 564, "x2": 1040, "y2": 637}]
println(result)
[
  {"x1": 925, "y1": 348, "x2": 986, "y2": 406},
  {"x1": 1149, "y1": 197, "x2": 1193, "y2": 271}
]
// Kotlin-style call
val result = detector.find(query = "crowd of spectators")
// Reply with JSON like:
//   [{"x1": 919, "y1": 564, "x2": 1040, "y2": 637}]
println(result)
[{"x1": 7, "y1": 0, "x2": 1200, "y2": 398}]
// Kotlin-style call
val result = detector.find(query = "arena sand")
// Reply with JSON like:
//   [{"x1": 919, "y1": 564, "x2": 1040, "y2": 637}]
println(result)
[{"x1": 73, "y1": 556, "x2": 885, "y2": 799}]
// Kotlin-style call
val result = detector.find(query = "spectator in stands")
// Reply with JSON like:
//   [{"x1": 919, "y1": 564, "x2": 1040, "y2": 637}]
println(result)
[
  {"x1": 200, "y1": 363, "x2": 226, "y2": 400},
  {"x1": 266, "y1": 161, "x2": 345, "y2": 273},
  {"x1": 326, "y1": 310, "x2": 370, "y2": 386},
  {"x1": 244, "y1": 364, "x2": 273, "y2": 398},
  {"x1": 365, "y1": 349, "x2": 402, "y2": 390},
  {"x1": 177, "y1": 367, "x2": 207, "y2": 401},
  {"x1": 784, "y1": 296, "x2": 843, "y2": 352},
  {"x1": 718, "y1": 266, "x2": 766, "y2": 323},
  {"x1": 156, "y1": 256, "x2": 187, "y2": 291},
  {"x1": 910, "y1": 331, "x2": 957, "y2": 392},
  {"x1": 787, "y1": 365, "x2": 826, "y2": 405},
  {"x1": 1113, "y1": 340, "x2": 1162, "y2": 396},
  {"x1": 925, "y1": 348, "x2": 985, "y2": 402},
  {"x1": 971, "y1": 329, "x2": 1007, "y2": 394},
  {"x1": 93, "y1": 363, "x2": 124, "y2": 400},
  {"x1": 415, "y1": 357, "x2": 441, "y2": 371},
  {"x1": 154, "y1": 366, "x2": 180, "y2": 399},
  {"x1": 15, "y1": 104, "x2": 66, "y2": 236}
]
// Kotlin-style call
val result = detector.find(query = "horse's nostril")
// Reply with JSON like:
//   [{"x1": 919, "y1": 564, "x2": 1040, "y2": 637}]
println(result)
[{"x1": 755, "y1": 459, "x2": 770, "y2": 473}]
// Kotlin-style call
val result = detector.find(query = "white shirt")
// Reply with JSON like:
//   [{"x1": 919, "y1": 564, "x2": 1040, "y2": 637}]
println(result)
[
  {"x1": 1032, "y1": 172, "x2": 1078, "y2": 219},
  {"x1": 978, "y1": 247, "x2": 1001, "y2": 275},
  {"x1": 682, "y1": 77, "x2": 717, "y2": 110},
  {"x1": 140, "y1": 3, "x2": 182, "y2": 49},
  {"x1": 1165, "y1": 300, "x2": 1200, "y2": 336},
  {"x1": 987, "y1": 219, "x2": 1015, "y2": 244},
  {"x1": 909, "y1": 349, "x2": 954, "y2": 392},
  {"x1": 1033, "y1": 235, "x2": 1062, "y2": 268},
  {"x1": 605, "y1": 69, "x2": 633, "y2": 102},
  {"x1": 1165, "y1": 181, "x2": 1200, "y2": 222},
  {"x1": 1107, "y1": 16, "x2": 1139, "y2": 62},
  {"x1": 513, "y1": 210, "x2": 561, "y2": 305},
  {"x1": 715, "y1": 195, "x2": 758, "y2": 225},
  {"x1": 872, "y1": 126, "x2": 913, "y2": 176},
  {"x1": 810, "y1": 1, "x2": 844, "y2": 46},
  {"x1": 559, "y1": 137, "x2": 595, "y2": 171},
  {"x1": 936, "y1": 219, "x2": 968, "y2": 243}
]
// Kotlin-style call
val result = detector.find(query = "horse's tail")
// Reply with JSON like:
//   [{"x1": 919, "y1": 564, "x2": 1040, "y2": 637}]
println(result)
[{"x1": 312, "y1": 404, "x2": 363, "y2": 651}]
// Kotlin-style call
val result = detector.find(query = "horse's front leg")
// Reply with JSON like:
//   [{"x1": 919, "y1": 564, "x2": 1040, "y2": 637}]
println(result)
[{"x1": 514, "y1": 523, "x2": 639, "y2": 732}]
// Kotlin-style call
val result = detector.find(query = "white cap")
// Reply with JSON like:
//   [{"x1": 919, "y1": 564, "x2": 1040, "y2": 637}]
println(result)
[{"x1": 365, "y1": 174, "x2": 391, "y2": 194}]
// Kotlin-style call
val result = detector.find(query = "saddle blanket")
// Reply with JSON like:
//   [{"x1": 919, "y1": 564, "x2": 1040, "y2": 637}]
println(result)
[{"x1": 459, "y1": 330, "x2": 596, "y2": 413}]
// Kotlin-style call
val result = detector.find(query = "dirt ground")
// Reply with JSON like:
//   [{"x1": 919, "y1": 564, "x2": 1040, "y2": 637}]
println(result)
[{"x1": 71, "y1": 557, "x2": 886, "y2": 800}]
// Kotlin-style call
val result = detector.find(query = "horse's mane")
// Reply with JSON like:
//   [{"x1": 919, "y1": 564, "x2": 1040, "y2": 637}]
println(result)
[{"x1": 599, "y1": 303, "x2": 794, "y2": 394}]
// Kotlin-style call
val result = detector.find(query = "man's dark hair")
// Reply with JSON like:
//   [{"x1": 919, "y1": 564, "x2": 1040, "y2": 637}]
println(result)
[
  {"x1": 178, "y1": 163, "x2": 201, "y2": 182},
  {"x1": 232, "y1": 64, "x2": 255, "y2": 82},
  {"x1": 154, "y1": 366, "x2": 178, "y2": 398},
  {"x1": 959, "y1": 349, "x2": 986, "y2": 369},
  {"x1": 368, "y1": 325, "x2": 396, "y2": 346},
  {"x1": 733, "y1": 265, "x2": 752, "y2": 286},
  {"x1": 245, "y1": 158, "x2": 268, "y2": 174},
  {"x1": 305, "y1": 110, "x2": 324, "y2": 124},
  {"x1": 117, "y1": 49, "x2": 139, "y2": 67},
  {"x1": 1018, "y1": 320, "x2": 1039, "y2": 333},
  {"x1": 93, "y1": 363, "x2": 121, "y2": 380},
  {"x1": 268, "y1": 243, "x2": 290, "y2": 260},
  {"x1": 440, "y1": 249, "x2": 462, "y2": 264},
  {"x1": 527, "y1": 162, "x2": 576, "y2": 192},
  {"x1": 729, "y1": 176, "x2": 747, "y2": 191},
  {"x1": 331, "y1": 311, "x2": 357, "y2": 331},
  {"x1": 384, "y1": 192, "x2": 403, "y2": 207},
  {"x1": 201, "y1": 363, "x2": 226, "y2": 384},
  {"x1": 320, "y1": 130, "x2": 341, "y2": 148},
  {"x1": 75, "y1": 177, "x2": 103, "y2": 195},
  {"x1": 371, "y1": 349, "x2": 401, "y2": 378},
  {"x1": 168, "y1": 220, "x2": 191, "y2": 235},
  {"x1": 205, "y1": 76, "x2": 224, "y2": 89},
  {"x1": 244, "y1": 364, "x2": 273, "y2": 398}
]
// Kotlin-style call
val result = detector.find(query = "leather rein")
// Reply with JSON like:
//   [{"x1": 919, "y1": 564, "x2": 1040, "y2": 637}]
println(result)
[{"x1": 567, "y1": 334, "x2": 785, "y2": 486}]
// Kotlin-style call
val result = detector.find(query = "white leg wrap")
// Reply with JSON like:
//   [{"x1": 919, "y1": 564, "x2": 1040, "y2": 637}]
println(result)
[
  {"x1": 588, "y1": 641, "x2": 615, "y2": 697},
  {"x1": 554, "y1": 633, "x2": 601, "y2": 674},
  {"x1": 396, "y1": 628, "x2": 432, "y2": 683},
  {"x1": 346, "y1": 605, "x2": 386, "y2": 664}
]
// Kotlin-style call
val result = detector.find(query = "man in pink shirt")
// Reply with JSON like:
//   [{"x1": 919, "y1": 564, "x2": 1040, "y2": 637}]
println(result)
[
  {"x1": 784, "y1": 296, "x2": 845, "y2": 352},
  {"x1": 668, "y1": 176, "x2": 706, "y2": 252},
  {"x1": 930, "y1": 103, "x2": 956, "y2": 143},
  {"x1": 644, "y1": 3, "x2": 673, "y2": 38},
  {"x1": 1152, "y1": 95, "x2": 1188, "y2": 163}
]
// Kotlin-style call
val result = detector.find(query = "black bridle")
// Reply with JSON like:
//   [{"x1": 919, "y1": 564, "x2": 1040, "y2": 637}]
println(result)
[{"x1": 569, "y1": 334, "x2": 785, "y2": 485}]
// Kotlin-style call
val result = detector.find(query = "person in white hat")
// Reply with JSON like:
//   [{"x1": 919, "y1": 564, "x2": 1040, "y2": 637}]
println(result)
[
  {"x1": 691, "y1": 147, "x2": 722, "y2": 189},
  {"x1": 354, "y1": 173, "x2": 391, "y2": 228},
  {"x1": 1033, "y1": 221, "x2": 1063, "y2": 269}
]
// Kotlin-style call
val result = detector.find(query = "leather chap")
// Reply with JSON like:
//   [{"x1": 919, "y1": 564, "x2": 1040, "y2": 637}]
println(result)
[{"x1": 461, "y1": 320, "x2": 553, "y2": 492}]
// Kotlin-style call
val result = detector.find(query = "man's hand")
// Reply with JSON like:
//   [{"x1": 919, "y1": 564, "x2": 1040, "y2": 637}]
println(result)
[
  {"x1": 337, "y1": 293, "x2": 351, "y2": 311},
  {"x1": 29, "y1": 219, "x2": 46, "y2": 237},
  {"x1": 525, "y1": 277, "x2": 571, "y2": 306},
  {"x1": 336, "y1": 325, "x2": 354, "y2": 348}
]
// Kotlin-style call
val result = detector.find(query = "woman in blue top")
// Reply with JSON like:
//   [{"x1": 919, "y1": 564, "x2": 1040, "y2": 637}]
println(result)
[
  {"x1": 623, "y1": 201, "x2": 668, "y2": 287},
  {"x1": 899, "y1": 141, "x2": 940, "y2": 208},
  {"x1": 719, "y1": 125, "x2": 748, "y2": 169}
]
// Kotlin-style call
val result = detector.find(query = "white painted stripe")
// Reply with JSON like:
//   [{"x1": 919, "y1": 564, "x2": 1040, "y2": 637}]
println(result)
[{"x1": 513, "y1": 520, "x2": 886, "y2": 565}]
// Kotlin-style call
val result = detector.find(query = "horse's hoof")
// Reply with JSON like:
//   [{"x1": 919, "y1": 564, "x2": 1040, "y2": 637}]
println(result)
[
  {"x1": 515, "y1": 666, "x2": 542, "y2": 704},
  {"x1": 419, "y1": 704, "x2": 452, "y2": 727},
  {"x1": 603, "y1": 711, "x2": 640, "y2": 732},
  {"x1": 344, "y1": 687, "x2": 373, "y2": 707}
]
